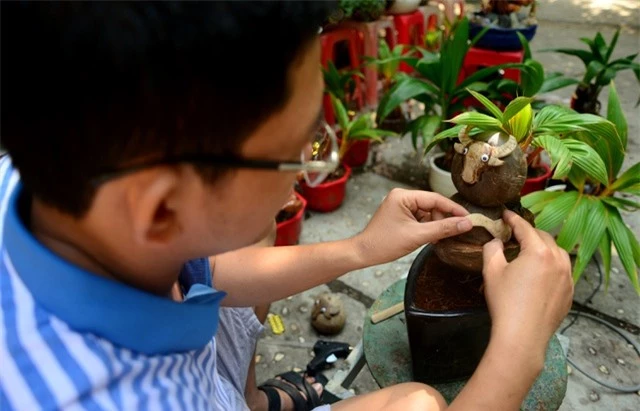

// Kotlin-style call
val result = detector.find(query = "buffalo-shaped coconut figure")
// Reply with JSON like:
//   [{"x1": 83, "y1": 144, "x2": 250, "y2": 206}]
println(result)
[{"x1": 451, "y1": 126, "x2": 527, "y2": 207}]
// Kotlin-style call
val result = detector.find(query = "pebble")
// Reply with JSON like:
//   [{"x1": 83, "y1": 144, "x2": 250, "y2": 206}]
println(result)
[
  {"x1": 281, "y1": 307, "x2": 289, "y2": 316},
  {"x1": 366, "y1": 214, "x2": 372, "y2": 219},
  {"x1": 299, "y1": 305, "x2": 308, "y2": 313},
  {"x1": 290, "y1": 324, "x2": 298, "y2": 332},
  {"x1": 567, "y1": 365, "x2": 572, "y2": 375},
  {"x1": 293, "y1": 367, "x2": 302, "y2": 373},
  {"x1": 612, "y1": 267, "x2": 619, "y2": 274},
  {"x1": 375, "y1": 270, "x2": 384, "y2": 278},
  {"x1": 598, "y1": 365, "x2": 609, "y2": 374},
  {"x1": 286, "y1": 296, "x2": 293, "y2": 301},
  {"x1": 255, "y1": 355, "x2": 262, "y2": 364},
  {"x1": 616, "y1": 308, "x2": 624, "y2": 314},
  {"x1": 589, "y1": 391, "x2": 600, "y2": 402},
  {"x1": 588, "y1": 347, "x2": 597, "y2": 355},
  {"x1": 354, "y1": 185, "x2": 360, "y2": 190},
  {"x1": 299, "y1": 337, "x2": 305, "y2": 343},
  {"x1": 593, "y1": 332, "x2": 601, "y2": 337},
  {"x1": 274, "y1": 353, "x2": 285, "y2": 362},
  {"x1": 616, "y1": 358, "x2": 626, "y2": 365},
  {"x1": 366, "y1": 197, "x2": 372, "y2": 202},
  {"x1": 362, "y1": 281, "x2": 369, "y2": 287}
]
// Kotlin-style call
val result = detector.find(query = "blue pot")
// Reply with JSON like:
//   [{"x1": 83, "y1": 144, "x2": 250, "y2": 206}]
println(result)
[{"x1": 469, "y1": 23, "x2": 537, "y2": 51}]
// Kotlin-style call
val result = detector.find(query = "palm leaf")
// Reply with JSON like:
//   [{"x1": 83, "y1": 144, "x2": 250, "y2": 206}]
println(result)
[
  {"x1": 466, "y1": 89, "x2": 503, "y2": 121},
  {"x1": 572, "y1": 199, "x2": 607, "y2": 282},
  {"x1": 561, "y1": 139, "x2": 610, "y2": 185},
  {"x1": 534, "y1": 190, "x2": 579, "y2": 232},
  {"x1": 447, "y1": 112, "x2": 503, "y2": 130},
  {"x1": 532, "y1": 135, "x2": 573, "y2": 180},
  {"x1": 377, "y1": 77, "x2": 438, "y2": 121},
  {"x1": 606, "y1": 81, "x2": 627, "y2": 149},
  {"x1": 598, "y1": 230, "x2": 612, "y2": 289},
  {"x1": 521, "y1": 190, "x2": 563, "y2": 213},
  {"x1": 557, "y1": 195, "x2": 589, "y2": 252},
  {"x1": 609, "y1": 162, "x2": 640, "y2": 193},
  {"x1": 605, "y1": 205, "x2": 640, "y2": 294}
]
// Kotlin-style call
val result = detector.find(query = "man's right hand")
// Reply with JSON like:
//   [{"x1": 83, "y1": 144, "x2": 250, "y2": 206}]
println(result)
[{"x1": 482, "y1": 210, "x2": 573, "y2": 362}]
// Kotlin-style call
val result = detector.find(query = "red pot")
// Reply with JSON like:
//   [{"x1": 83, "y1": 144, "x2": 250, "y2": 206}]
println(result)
[
  {"x1": 340, "y1": 138, "x2": 371, "y2": 167},
  {"x1": 275, "y1": 192, "x2": 307, "y2": 246},
  {"x1": 298, "y1": 165, "x2": 352, "y2": 212},
  {"x1": 521, "y1": 163, "x2": 552, "y2": 196}
]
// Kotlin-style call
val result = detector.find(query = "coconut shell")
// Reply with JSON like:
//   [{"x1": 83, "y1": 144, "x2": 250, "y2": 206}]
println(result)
[{"x1": 452, "y1": 146, "x2": 527, "y2": 207}]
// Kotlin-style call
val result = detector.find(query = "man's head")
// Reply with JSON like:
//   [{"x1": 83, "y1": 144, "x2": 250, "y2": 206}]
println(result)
[{"x1": 1, "y1": 1, "x2": 332, "y2": 292}]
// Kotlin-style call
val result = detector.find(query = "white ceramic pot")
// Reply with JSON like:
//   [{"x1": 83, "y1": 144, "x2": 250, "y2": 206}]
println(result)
[
  {"x1": 387, "y1": 0, "x2": 422, "y2": 15},
  {"x1": 428, "y1": 153, "x2": 457, "y2": 198}
]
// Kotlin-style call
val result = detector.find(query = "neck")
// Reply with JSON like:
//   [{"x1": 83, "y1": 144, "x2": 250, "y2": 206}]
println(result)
[{"x1": 29, "y1": 198, "x2": 182, "y2": 296}]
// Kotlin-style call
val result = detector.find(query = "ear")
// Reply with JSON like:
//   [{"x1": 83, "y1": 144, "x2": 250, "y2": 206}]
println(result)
[{"x1": 125, "y1": 169, "x2": 182, "y2": 247}]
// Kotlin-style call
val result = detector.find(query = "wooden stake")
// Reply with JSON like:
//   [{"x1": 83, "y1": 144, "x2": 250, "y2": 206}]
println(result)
[{"x1": 371, "y1": 302, "x2": 405, "y2": 324}]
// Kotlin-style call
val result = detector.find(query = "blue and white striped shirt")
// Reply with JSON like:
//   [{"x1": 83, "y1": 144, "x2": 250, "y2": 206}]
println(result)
[{"x1": 0, "y1": 156, "x2": 246, "y2": 410}]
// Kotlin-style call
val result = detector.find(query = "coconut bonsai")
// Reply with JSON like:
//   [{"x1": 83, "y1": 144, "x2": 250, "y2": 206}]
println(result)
[
  {"x1": 545, "y1": 29, "x2": 640, "y2": 114},
  {"x1": 275, "y1": 192, "x2": 307, "y2": 246}
]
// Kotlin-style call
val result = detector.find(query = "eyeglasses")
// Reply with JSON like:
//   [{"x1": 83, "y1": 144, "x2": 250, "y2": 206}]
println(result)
[{"x1": 90, "y1": 121, "x2": 340, "y2": 188}]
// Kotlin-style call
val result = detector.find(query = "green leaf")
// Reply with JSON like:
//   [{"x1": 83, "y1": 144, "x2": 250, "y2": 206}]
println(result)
[
  {"x1": 544, "y1": 48, "x2": 594, "y2": 67},
  {"x1": 572, "y1": 118, "x2": 624, "y2": 179},
  {"x1": 426, "y1": 124, "x2": 464, "y2": 154},
  {"x1": 584, "y1": 60, "x2": 605, "y2": 84},
  {"x1": 457, "y1": 62, "x2": 526, "y2": 90},
  {"x1": 447, "y1": 112, "x2": 503, "y2": 130},
  {"x1": 331, "y1": 94, "x2": 350, "y2": 133},
  {"x1": 605, "y1": 205, "x2": 640, "y2": 294},
  {"x1": 517, "y1": 31, "x2": 532, "y2": 61},
  {"x1": 601, "y1": 196, "x2": 640, "y2": 211},
  {"x1": 557, "y1": 195, "x2": 589, "y2": 252},
  {"x1": 377, "y1": 77, "x2": 438, "y2": 121},
  {"x1": 535, "y1": 190, "x2": 579, "y2": 232},
  {"x1": 350, "y1": 129, "x2": 392, "y2": 142},
  {"x1": 593, "y1": 32, "x2": 608, "y2": 62},
  {"x1": 562, "y1": 139, "x2": 610, "y2": 185},
  {"x1": 598, "y1": 230, "x2": 612, "y2": 289},
  {"x1": 441, "y1": 17, "x2": 470, "y2": 94},
  {"x1": 572, "y1": 199, "x2": 607, "y2": 281},
  {"x1": 606, "y1": 81, "x2": 627, "y2": 149},
  {"x1": 532, "y1": 105, "x2": 575, "y2": 130},
  {"x1": 609, "y1": 162, "x2": 640, "y2": 193},
  {"x1": 503, "y1": 97, "x2": 535, "y2": 123},
  {"x1": 466, "y1": 89, "x2": 503, "y2": 121},
  {"x1": 521, "y1": 190, "x2": 563, "y2": 213},
  {"x1": 520, "y1": 60, "x2": 545, "y2": 96},
  {"x1": 539, "y1": 75, "x2": 579, "y2": 94},
  {"x1": 627, "y1": 224, "x2": 640, "y2": 268},
  {"x1": 532, "y1": 135, "x2": 573, "y2": 180}
]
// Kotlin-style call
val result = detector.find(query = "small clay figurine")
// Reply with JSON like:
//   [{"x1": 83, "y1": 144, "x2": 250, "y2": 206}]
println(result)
[{"x1": 311, "y1": 293, "x2": 346, "y2": 335}]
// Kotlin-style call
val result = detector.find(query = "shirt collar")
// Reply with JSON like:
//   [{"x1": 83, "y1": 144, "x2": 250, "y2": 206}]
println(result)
[{"x1": 3, "y1": 184, "x2": 226, "y2": 355}]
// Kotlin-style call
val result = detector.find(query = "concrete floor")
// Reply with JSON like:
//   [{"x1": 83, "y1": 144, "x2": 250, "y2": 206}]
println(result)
[{"x1": 255, "y1": 1, "x2": 640, "y2": 409}]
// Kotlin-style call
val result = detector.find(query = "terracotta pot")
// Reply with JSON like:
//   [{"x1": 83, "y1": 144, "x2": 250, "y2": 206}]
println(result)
[
  {"x1": 521, "y1": 163, "x2": 552, "y2": 196},
  {"x1": 339, "y1": 138, "x2": 371, "y2": 168},
  {"x1": 428, "y1": 153, "x2": 457, "y2": 198},
  {"x1": 275, "y1": 192, "x2": 307, "y2": 246},
  {"x1": 299, "y1": 165, "x2": 352, "y2": 212}
]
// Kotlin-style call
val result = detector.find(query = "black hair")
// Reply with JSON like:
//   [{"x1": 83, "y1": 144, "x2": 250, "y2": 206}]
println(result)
[{"x1": 1, "y1": 1, "x2": 334, "y2": 216}]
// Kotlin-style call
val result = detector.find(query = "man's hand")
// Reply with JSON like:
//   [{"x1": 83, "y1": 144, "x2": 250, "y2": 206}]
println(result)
[
  {"x1": 352, "y1": 188, "x2": 472, "y2": 266},
  {"x1": 482, "y1": 210, "x2": 573, "y2": 362}
]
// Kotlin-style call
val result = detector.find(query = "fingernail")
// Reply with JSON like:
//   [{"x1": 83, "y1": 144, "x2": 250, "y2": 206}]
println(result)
[{"x1": 457, "y1": 219, "x2": 473, "y2": 231}]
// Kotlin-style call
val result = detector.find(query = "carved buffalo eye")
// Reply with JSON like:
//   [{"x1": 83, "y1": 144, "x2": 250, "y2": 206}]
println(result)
[
  {"x1": 463, "y1": 147, "x2": 468, "y2": 155},
  {"x1": 481, "y1": 154, "x2": 489, "y2": 162}
]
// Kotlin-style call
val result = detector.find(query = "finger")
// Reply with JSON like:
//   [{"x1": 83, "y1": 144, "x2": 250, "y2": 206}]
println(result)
[
  {"x1": 415, "y1": 210, "x2": 432, "y2": 223},
  {"x1": 409, "y1": 191, "x2": 469, "y2": 217},
  {"x1": 503, "y1": 210, "x2": 543, "y2": 250},
  {"x1": 432, "y1": 209, "x2": 446, "y2": 221},
  {"x1": 482, "y1": 239, "x2": 507, "y2": 278},
  {"x1": 536, "y1": 229, "x2": 558, "y2": 250},
  {"x1": 417, "y1": 217, "x2": 472, "y2": 243}
]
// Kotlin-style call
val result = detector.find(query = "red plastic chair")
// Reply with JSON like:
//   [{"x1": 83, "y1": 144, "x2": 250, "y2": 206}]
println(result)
[
  {"x1": 462, "y1": 47, "x2": 524, "y2": 83},
  {"x1": 321, "y1": 28, "x2": 363, "y2": 125},
  {"x1": 393, "y1": 10, "x2": 425, "y2": 73}
]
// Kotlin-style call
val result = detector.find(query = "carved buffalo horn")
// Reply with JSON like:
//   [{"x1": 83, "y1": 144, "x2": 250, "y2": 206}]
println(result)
[
  {"x1": 457, "y1": 125, "x2": 473, "y2": 146},
  {"x1": 492, "y1": 135, "x2": 517, "y2": 158},
  {"x1": 487, "y1": 157, "x2": 505, "y2": 167},
  {"x1": 454, "y1": 142, "x2": 465, "y2": 154}
]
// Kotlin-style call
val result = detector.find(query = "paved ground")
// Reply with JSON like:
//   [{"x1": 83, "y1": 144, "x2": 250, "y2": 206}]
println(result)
[{"x1": 255, "y1": 2, "x2": 640, "y2": 409}]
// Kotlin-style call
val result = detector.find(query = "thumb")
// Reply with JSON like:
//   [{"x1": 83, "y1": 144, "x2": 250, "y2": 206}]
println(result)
[
  {"x1": 418, "y1": 217, "x2": 472, "y2": 243},
  {"x1": 482, "y1": 239, "x2": 507, "y2": 280}
]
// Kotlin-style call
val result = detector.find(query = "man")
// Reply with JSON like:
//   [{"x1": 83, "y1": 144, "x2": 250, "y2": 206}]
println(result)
[{"x1": 0, "y1": 2, "x2": 572, "y2": 410}]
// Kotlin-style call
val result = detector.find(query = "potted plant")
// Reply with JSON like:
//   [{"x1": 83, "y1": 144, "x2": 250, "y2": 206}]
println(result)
[
  {"x1": 299, "y1": 94, "x2": 398, "y2": 212},
  {"x1": 522, "y1": 82, "x2": 640, "y2": 293},
  {"x1": 340, "y1": 0, "x2": 386, "y2": 22},
  {"x1": 545, "y1": 29, "x2": 640, "y2": 114},
  {"x1": 322, "y1": 61, "x2": 364, "y2": 124},
  {"x1": 275, "y1": 192, "x2": 307, "y2": 246},
  {"x1": 469, "y1": 0, "x2": 538, "y2": 50},
  {"x1": 365, "y1": 39, "x2": 408, "y2": 133},
  {"x1": 376, "y1": 17, "x2": 516, "y2": 196}
]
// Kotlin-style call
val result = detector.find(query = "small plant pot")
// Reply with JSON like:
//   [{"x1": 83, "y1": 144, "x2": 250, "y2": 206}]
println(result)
[
  {"x1": 428, "y1": 153, "x2": 457, "y2": 198},
  {"x1": 299, "y1": 165, "x2": 352, "y2": 212},
  {"x1": 405, "y1": 245, "x2": 490, "y2": 384},
  {"x1": 521, "y1": 163, "x2": 552, "y2": 196},
  {"x1": 339, "y1": 138, "x2": 371, "y2": 168},
  {"x1": 275, "y1": 192, "x2": 307, "y2": 247}
]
